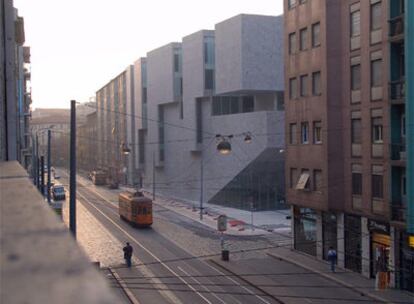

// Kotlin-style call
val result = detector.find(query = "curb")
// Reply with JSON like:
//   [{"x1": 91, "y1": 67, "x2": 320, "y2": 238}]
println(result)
[{"x1": 266, "y1": 252, "x2": 394, "y2": 304}]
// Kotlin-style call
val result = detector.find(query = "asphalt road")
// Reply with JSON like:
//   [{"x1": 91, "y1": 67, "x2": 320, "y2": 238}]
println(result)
[{"x1": 57, "y1": 170, "x2": 382, "y2": 304}]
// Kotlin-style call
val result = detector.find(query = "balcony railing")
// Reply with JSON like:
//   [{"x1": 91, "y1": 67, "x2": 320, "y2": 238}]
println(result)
[
  {"x1": 389, "y1": 79, "x2": 405, "y2": 101},
  {"x1": 389, "y1": 15, "x2": 404, "y2": 39},
  {"x1": 390, "y1": 143, "x2": 406, "y2": 161},
  {"x1": 391, "y1": 201, "x2": 406, "y2": 222}
]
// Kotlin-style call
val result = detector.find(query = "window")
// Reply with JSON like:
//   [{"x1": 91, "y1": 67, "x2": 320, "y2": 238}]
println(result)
[
  {"x1": 350, "y1": 10, "x2": 361, "y2": 37},
  {"x1": 313, "y1": 121, "x2": 322, "y2": 143},
  {"x1": 301, "y1": 122, "x2": 309, "y2": 144},
  {"x1": 312, "y1": 22, "x2": 321, "y2": 47},
  {"x1": 372, "y1": 117, "x2": 383, "y2": 143},
  {"x1": 296, "y1": 169, "x2": 310, "y2": 190},
  {"x1": 204, "y1": 69, "x2": 214, "y2": 90},
  {"x1": 242, "y1": 96, "x2": 254, "y2": 112},
  {"x1": 230, "y1": 97, "x2": 239, "y2": 114},
  {"x1": 289, "y1": 123, "x2": 297, "y2": 144},
  {"x1": 196, "y1": 99, "x2": 203, "y2": 143},
  {"x1": 174, "y1": 54, "x2": 180, "y2": 72},
  {"x1": 288, "y1": 0, "x2": 297, "y2": 9},
  {"x1": 299, "y1": 28, "x2": 307, "y2": 51},
  {"x1": 289, "y1": 32, "x2": 296, "y2": 54},
  {"x1": 313, "y1": 170, "x2": 322, "y2": 192},
  {"x1": 372, "y1": 173, "x2": 383, "y2": 199},
  {"x1": 371, "y1": 59, "x2": 382, "y2": 87},
  {"x1": 290, "y1": 168, "x2": 298, "y2": 188},
  {"x1": 351, "y1": 118, "x2": 362, "y2": 144},
  {"x1": 371, "y1": 2, "x2": 382, "y2": 31},
  {"x1": 312, "y1": 72, "x2": 321, "y2": 95},
  {"x1": 289, "y1": 77, "x2": 298, "y2": 99},
  {"x1": 300, "y1": 75, "x2": 308, "y2": 96},
  {"x1": 299, "y1": 0, "x2": 307, "y2": 3},
  {"x1": 352, "y1": 172, "x2": 362, "y2": 195},
  {"x1": 351, "y1": 64, "x2": 361, "y2": 90}
]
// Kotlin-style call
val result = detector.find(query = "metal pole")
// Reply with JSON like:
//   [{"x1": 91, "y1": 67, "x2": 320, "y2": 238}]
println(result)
[
  {"x1": 200, "y1": 149, "x2": 204, "y2": 221},
  {"x1": 69, "y1": 100, "x2": 77, "y2": 238},
  {"x1": 47, "y1": 129, "x2": 51, "y2": 203},
  {"x1": 31, "y1": 134, "x2": 36, "y2": 185},
  {"x1": 152, "y1": 150, "x2": 155, "y2": 201},
  {"x1": 36, "y1": 134, "x2": 39, "y2": 188},
  {"x1": 40, "y1": 156, "x2": 45, "y2": 196}
]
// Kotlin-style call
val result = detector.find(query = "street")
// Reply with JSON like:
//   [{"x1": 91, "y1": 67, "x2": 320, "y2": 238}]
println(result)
[{"x1": 58, "y1": 169, "x2": 382, "y2": 304}]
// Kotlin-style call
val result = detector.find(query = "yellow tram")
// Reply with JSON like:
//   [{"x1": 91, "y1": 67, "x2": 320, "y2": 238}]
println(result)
[{"x1": 119, "y1": 191, "x2": 153, "y2": 227}]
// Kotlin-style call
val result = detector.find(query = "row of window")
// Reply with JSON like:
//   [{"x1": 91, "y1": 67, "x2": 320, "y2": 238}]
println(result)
[
  {"x1": 289, "y1": 121, "x2": 322, "y2": 145},
  {"x1": 350, "y1": 1, "x2": 382, "y2": 38},
  {"x1": 288, "y1": 0, "x2": 307, "y2": 10},
  {"x1": 288, "y1": 22, "x2": 320, "y2": 54},
  {"x1": 351, "y1": 116, "x2": 383, "y2": 145},
  {"x1": 351, "y1": 58, "x2": 382, "y2": 90},
  {"x1": 352, "y1": 165, "x2": 384, "y2": 199},
  {"x1": 289, "y1": 71, "x2": 321, "y2": 99},
  {"x1": 211, "y1": 96, "x2": 254, "y2": 116},
  {"x1": 290, "y1": 168, "x2": 323, "y2": 192}
]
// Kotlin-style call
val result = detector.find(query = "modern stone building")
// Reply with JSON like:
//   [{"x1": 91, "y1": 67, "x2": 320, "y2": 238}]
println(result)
[
  {"x1": 285, "y1": 0, "x2": 413, "y2": 291},
  {"x1": 95, "y1": 14, "x2": 285, "y2": 211},
  {"x1": 0, "y1": 0, "x2": 31, "y2": 167}
]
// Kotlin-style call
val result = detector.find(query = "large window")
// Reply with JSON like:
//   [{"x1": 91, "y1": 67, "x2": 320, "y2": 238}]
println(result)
[
  {"x1": 351, "y1": 118, "x2": 362, "y2": 144},
  {"x1": 212, "y1": 96, "x2": 254, "y2": 116},
  {"x1": 290, "y1": 77, "x2": 298, "y2": 99},
  {"x1": 312, "y1": 72, "x2": 321, "y2": 95},
  {"x1": 289, "y1": 32, "x2": 296, "y2": 54},
  {"x1": 371, "y1": 59, "x2": 382, "y2": 87},
  {"x1": 290, "y1": 168, "x2": 298, "y2": 188},
  {"x1": 372, "y1": 172, "x2": 383, "y2": 199},
  {"x1": 371, "y1": 2, "x2": 382, "y2": 31},
  {"x1": 352, "y1": 168, "x2": 362, "y2": 195},
  {"x1": 372, "y1": 117, "x2": 383, "y2": 143},
  {"x1": 289, "y1": 123, "x2": 297, "y2": 144},
  {"x1": 288, "y1": 0, "x2": 297, "y2": 10},
  {"x1": 204, "y1": 69, "x2": 214, "y2": 90},
  {"x1": 350, "y1": 10, "x2": 361, "y2": 37},
  {"x1": 301, "y1": 122, "x2": 309, "y2": 144},
  {"x1": 312, "y1": 22, "x2": 321, "y2": 47},
  {"x1": 313, "y1": 121, "x2": 322, "y2": 144},
  {"x1": 299, "y1": 28, "x2": 307, "y2": 51},
  {"x1": 300, "y1": 74, "x2": 308, "y2": 97},
  {"x1": 351, "y1": 64, "x2": 361, "y2": 90}
]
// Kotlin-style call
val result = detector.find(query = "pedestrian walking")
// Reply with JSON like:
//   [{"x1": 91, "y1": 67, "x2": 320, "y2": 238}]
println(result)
[
  {"x1": 327, "y1": 246, "x2": 337, "y2": 272},
  {"x1": 123, "y1": 242, "x2": 133, "y2": 268}
]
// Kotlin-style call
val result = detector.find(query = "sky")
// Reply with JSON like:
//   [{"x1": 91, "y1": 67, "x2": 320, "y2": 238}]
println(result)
[{"x1": 14, "y1": 0, "x2": 284, "y2": 109}]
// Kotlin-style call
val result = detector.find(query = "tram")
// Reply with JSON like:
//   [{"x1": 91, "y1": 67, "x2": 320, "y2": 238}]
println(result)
[{"x1": 119, "y1": 191, "x2": 153, "y2": 227}]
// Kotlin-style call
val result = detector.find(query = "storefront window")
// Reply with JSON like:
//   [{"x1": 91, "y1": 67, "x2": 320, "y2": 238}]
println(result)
[
  {"x1": 399, "y1": 233, "x2": 414, "y2": 292},
  {"x1": 322, "y1": 212, "x2": 337, "y2": 260},
  {"x1": 345, "y1": 214, "x2": 362, "y2": 273},
  {"x1": 294, "y1": 207, "x2": 317, "y2": 256},
  {"x1": 368, "y1": 220, "x2": 391, "y2": 281}
]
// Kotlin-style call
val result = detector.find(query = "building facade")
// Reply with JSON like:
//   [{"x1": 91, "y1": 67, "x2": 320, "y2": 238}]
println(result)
[
  {"x1": 0, "y1": 0, "x2": 31, "y2": 167},
  {"x1": 285, "y1": 0, "x2": 413, "y2": 291}
]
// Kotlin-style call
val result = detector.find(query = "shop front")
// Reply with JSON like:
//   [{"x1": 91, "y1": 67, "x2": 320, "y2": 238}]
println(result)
[
  {"x1": 369, "y1": 220, "x2": 391, "y2": 283},
  {"x1": 344, "y1": 214, "x2": 362, "y2": 273},
  {"x1": 322, "y1": 212, "x2": 337, "y2": 261},
  {"x1": 398, "y1": 232, "x2": 414, "y2": 292},
  {"x1": 294, "y1": 207, "x2": 317, "y2": 256}
]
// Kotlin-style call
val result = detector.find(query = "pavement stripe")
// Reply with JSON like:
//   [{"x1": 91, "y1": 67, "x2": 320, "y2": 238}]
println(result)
[{"x1": 109, "y1": 267, "x2": 141, "y2": 304}]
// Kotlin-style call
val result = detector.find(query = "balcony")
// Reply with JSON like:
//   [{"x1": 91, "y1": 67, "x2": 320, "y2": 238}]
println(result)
[
  {"x1": 389, "y1": 79, "x2": 405, "y2": 103},
  {"x1": 389, "y1": 15, "x2": 404, "y2": 42},
  {"x1": 390, "y1": 143, "x2": 406, "y2": 164},
  {"x1": 391, "y1": 201, "x2": 406, "y2": 223}
]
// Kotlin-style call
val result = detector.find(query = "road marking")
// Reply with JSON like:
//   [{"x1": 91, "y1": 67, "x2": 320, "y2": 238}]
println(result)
[
  {"x1": 76, "y1": 190, "x2": 212, "y2": 304},
  {"x1": 177, "y1": 266, "x2": 226, "y2": 304},
  {"x1": 109, "y1": 267, "x2": 141, "y2": 304},
  {"x1": 205, "y1": 262, "x2": 272, "y2": 304}
]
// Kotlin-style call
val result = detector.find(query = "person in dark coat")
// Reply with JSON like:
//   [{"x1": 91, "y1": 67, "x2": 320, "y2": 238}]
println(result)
[
  {"x1": 123, "y1": 242, "x2": 133, "y2": 268},
  {"x1": 327, "y1": 246, "x2": 337, "y2": 272}
]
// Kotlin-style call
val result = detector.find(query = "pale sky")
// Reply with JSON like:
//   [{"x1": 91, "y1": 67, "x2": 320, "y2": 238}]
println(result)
[{"x1": 14, "y1": 0, "x2": 284, "y2": 109}]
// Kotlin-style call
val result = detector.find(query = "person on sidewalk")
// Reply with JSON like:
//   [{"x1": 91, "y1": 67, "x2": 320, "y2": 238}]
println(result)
[
  {"x1": 327, "y1": 246, "x2": 337, "y2": 272},
  {"x1": 123, "y1": 242, "x2": 133, "y2": 268}
]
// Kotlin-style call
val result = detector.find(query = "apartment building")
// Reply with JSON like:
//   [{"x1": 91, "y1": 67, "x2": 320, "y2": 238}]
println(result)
[
  {"x1": 285, "y1": 0, "x2": 413, "y2": 291},
  {"x1": 0, "y1": 0, "x2": 31, "y2": 167}
]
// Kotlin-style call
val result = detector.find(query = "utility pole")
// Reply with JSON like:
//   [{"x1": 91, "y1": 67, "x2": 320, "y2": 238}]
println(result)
[
  {"x1": 47, "y1": 129, "x2": 51, "y2": 203},
  {"x1": 40, "y1": 156, "x2": 45, "y2": 196},
  {"x1": 69, "y1": 100, "x2": 77, "y2": 238},
  {"x1": 152, "y1": 150, "x2": 155, "y2": 201},
  {"x1": 31, "y1": 134, "x2": 36, "y2": 185},
  {"x1": 200, "y1": 149, "x2": 204, "y2": 221}
]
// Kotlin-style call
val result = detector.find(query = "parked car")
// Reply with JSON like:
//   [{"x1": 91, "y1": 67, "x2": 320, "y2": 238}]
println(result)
[{"x1": 51, "y1": 185, "x2": 66, "y2": 201}]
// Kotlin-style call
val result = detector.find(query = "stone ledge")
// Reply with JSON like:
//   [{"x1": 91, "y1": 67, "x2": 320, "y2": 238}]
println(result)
[{"x1": 0, "y1": 161, "x2": 118, "y2": 304}]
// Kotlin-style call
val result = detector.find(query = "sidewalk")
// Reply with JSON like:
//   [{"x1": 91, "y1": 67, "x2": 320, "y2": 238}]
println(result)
[
  {"x1": 139, "y1": 189, "x2": 290, "y2": 237},
  {"x1": 267, "y1": 246, "x2": 414, "y2": 304}
]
